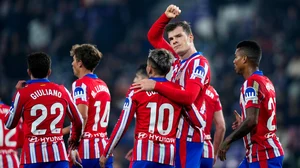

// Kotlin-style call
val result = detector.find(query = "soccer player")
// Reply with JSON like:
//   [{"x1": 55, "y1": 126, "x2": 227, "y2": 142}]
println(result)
[
  {"x1": 133, "y1": 64, "x2": 148, "y2": 83},
  {"x1": 132, "y1": 4, "x2": 210, "y2": 168},
  {"x1": 100, "y1": 49, "x2": 183, "y2": 168},
  {"x1": 4, "y1": 52, "x2": 83, "y2": 168},
  {"x1": 219, "y1": 41, "x2": 284, "y2": 167},
  {"x1": 200, "y1": 85, "x2": 225, "y2": 167},
  {"x1": 69, "y1": 44, "x2": 113, "y2": 168},
  {"x1": 0, "y1": 97, "x2": 23, "y2": 168}
]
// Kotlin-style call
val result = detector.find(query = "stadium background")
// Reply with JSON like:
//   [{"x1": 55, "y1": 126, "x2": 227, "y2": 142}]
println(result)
[{"x1": 0, "y1": 0, "x2": 299, "y2": 167}]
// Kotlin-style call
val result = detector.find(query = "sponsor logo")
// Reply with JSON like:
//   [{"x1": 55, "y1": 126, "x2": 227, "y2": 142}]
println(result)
[
  {"x1": 136, "y1": 132, "x2": 176, "y2": 143},
  {"x1": 74, "y1": 87, "x2": 85, "y2": 99},
  {"x1": 123, "y1": 98, "x2": 130, "y2": 110},
  {"x1": 82, "y1": 132, "x2": 107, "y2": 138},
  {"x1": 192, "y1": 65, "x2": 206, "y2": 79},
  {"x1": 28, "y1": 136, "x2": 63, "y2": 143},
  {"x1": 137, "y1": 132, "x2": 148, "y2": 139}
]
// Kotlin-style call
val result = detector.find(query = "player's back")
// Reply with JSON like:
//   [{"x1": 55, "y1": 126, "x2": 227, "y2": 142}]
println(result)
[
  {"x1": 72, "y1": 74, "x2": 111, "y2": 159},
  {"x1": 132, "y1": 81, "x2": 182, "y2": 165},
  {"x1": 0, "y1": 102, "x2": 22, "y2": 168},
  {"x1": 10, "y1": 80, "x2": 75, "y2": 164},
  {"x1": 241, "y1": 73, "x2": 284, "y2": 161}
]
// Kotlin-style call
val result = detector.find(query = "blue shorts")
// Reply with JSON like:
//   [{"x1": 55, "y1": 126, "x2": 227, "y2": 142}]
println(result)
[
  {"x1": 175, "y1": 139, "x2": 203, "y2": 168},
  {"x1": 200, "y1": 157, "x2": 213, "y2": 168},
  {"x1": 72, "y1": 157, "x2": 113, "y2": 168},
  {"x1": 23, "y1": 161, "x2": 68, "y2": 168},
  {"x1": 239, "y1": 156, "x2": 284, "y2": 168},
  {"x1": 131, "y1": 160, "x2": 174, "y2": 168}
]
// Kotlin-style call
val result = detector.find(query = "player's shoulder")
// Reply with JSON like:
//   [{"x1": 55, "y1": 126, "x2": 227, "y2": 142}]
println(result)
[
  {"x1": 164, "y1": 81, "x2": 182, "y2": 89},
  {"x1": 206, "y1": 85, "x2": 219, "y2": 99}
]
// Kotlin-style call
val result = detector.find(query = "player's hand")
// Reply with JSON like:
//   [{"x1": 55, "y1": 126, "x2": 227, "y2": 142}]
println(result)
[
  {"x1": 125, "y1": 149, "x2": 133, "y2": 161},
  {"x1": 213, "y1": 154, "x2": 218, "y2": 165},
  {"x1": 218, "y1": 138, "x2": 231, "y2": 161},
  {"x1": 99, "y1": 155, "x2": 107, "y2": 168},
  {"x1": 70, "y1": 150, "x2": 82, "y2": 168},
  {"x1": 165, "y1": 4, "x2": 181, "y2": 19},
  {"x1": 232, "y1": 110, "x2": 242, "y2": 130},
  {"x1": 15, "y1": 80, "x2": 26, "y2": 90},
  {"x1": 130, "y1": 79, "x2": 156, "y2": 93}
]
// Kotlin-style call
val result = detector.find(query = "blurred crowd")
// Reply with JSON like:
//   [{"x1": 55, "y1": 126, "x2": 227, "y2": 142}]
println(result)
[{"x1": 0, "y1": 0, "x2": 299, "y2": 167}]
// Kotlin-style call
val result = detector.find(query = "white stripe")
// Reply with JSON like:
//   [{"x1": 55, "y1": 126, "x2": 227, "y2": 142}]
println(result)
[
  {"x1": 264, "y1": 146, "x2": 269, "y2": 159},
  {"x1": 6, "y1": 155, "x2": 13, "y2": 168},
  {"x1": 191, "y1": 104, "x2": 206, "y2": 129},
  {"x1": 52, "y1": 143, "x2": 60, "y2": 161},
  {"x1": 137, "y1": 140, "x2": 142, "y2": 160},
  {"x1": 268, "y1": 138, "x2": 280, "y2": 157},
  {"x1": 187, "y1": 126, "x2": 194, "y2": 142},
  {"x1": 176, "y1": 117, "x2": 184, "y2": 138},
  {"x1": 170, "y1": 144, "x2": 175, "y2": 165},
  {"x1": 14, "y1": 153, "x2": 19, "y2": 166},
  {"x1": 147, "y1": 140, "x2": 154, "y2": 161},
  {"x1": 191, "y1": 59, "x2": 200, "y2": 80},
  {"x1": 248, "y1": 144, "x2": 253, "y2": 162},
  {"x1": 41, "y1": 142, "x2": 49, "y2": 162},
  {"x1": 30, "y1": 143, "x2": 37, "y2": 163},
  {"x1": 203, "y1": 141, "x2": 209, "y2": 158},
  {"x1": 5, "y1": 92, "x2": 21, "y2": 128},
  {"x1": 102, "y1": 139, "x2": 107, "y2": 149},
  {"x1": 0, "y1": 155, "x2": 2, "y2": 167},
  {"x1": 84, "y1": 139, "x2": 89, "y2": 159},
  {"x1": 95, "y1": 138, "x2": 100, "y2": 158},
  {"x1": 72, "y1": 82, "x2": 76, "y2": 101},
  {"x1": 65, "y1": 87, "x2": 84, "y2": 127},
  {"x1": 159, "y1": 143, "x2": 165, "y2": 164},
  {"x1": 106, "y1": 93, "x2": 134, "y2": 157},
  {"x1": 202, "y1": 63, "x2": 209, "y2": 84},
  {"x1": 61, "y1": 141, "x2": 68, "y2": 161}
]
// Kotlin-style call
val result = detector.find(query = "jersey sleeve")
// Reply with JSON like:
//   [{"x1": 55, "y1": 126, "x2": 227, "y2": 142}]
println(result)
[
  {"x1": 103, "y1": 90, "x2": 136, "y2": 158},
  {"x1": 63, "y1": 87, "x2": 83, "y2": 142},
  {"x1": 154, "y1": 78, "x2": 201, "y2": 105},
  {"x1": 72, "y1": 80, "x2": 89, "y2": 106},
  {"x1": 212, "y1": 89, "x2": 222, "y2": 112},
  {"x1": 186, "y1": 57, "x2": 210, "y2": 89},
  {"x1": 147, "y1": 13, "x2": 179, "y2": 59},
  {"x1": 244, "y1": 78, "x2": 265, "y2": 109},
  {"x1": 5, "y1": 91, "x2": 25, "y2": 129}
]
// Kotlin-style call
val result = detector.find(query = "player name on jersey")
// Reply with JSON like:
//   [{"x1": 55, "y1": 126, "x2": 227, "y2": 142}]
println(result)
[{"x1": 30, "y1": 89, "x2": 62, "y2": 99}]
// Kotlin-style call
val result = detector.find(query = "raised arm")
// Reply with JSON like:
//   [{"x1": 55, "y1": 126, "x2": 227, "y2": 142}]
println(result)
[{"x1": 147, "y1": 5, "x2": 181, "y2": 58}]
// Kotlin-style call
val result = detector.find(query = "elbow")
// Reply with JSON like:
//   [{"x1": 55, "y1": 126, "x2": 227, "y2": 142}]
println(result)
[
  {"x1": 216, "y1": 124, "x2": 226, "y2": 133},
  {"x1": 247, "y1": 118, "x2": 258, "y2": 129}
]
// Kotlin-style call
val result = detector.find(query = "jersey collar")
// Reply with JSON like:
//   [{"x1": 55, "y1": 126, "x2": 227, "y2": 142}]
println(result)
[
  {"x1": 85, "y1": 74, "x2": 98, "y2": 79},
  {"x1": 26, "y1": 79, "x2": 50, "y2": 84},
  {"x1": 149, "y1": 77, "x2": 168, "y2": 82},
  {"x1": 252, "y1": 70, "x2": 263, "y2": 76},
  {"x1": 180, "y1": 52, "x2": 202, "y2": 64}
]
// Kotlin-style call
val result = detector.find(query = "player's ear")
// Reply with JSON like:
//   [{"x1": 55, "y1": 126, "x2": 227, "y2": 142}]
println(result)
[
  {"x1": 47, "y1": 69, "x2": 52, "y2": 77},
  {"x1": 27, "y1": 69, "x2": 31, "y2": 77},
  {"x1": 189, "y1": 33, "x2": 194, "y2": 42},
  {"x1": 242, "y1": 55, "x2": 248, "y2": 64}
]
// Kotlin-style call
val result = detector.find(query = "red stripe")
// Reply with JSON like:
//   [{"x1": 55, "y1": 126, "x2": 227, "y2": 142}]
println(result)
[{"x1": 179, "y1": 140, "x2": 187, "y2": 168}]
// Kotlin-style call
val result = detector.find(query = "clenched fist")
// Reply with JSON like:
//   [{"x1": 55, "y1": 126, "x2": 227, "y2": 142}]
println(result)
[{"x1": 165, "y1": 4, "x2": 181, "y2": 19}]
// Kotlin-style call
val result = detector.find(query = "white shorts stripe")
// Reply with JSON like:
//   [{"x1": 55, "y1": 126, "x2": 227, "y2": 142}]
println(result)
[
  {"x1": 52, "y1": 143, "x2": 60, "y2": 161},
  {"x1": 268, "y1": 138, "x2": 280, "y2": 157},
  {"x1": 95, "y1": 138, "x2": 100, "y2": 158},
  {"x1": 203, "y1": 141, "x2": 209, "y2": 158},
  {"x1": 61, "y1": 141, "x2": 68, "y2": 161},
  {"x1": 170, "y1": 144, "x2": 175, "y2": 165}
]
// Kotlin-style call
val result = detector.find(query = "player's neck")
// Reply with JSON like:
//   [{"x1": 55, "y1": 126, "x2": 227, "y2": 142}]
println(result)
[
  {"x1": 179, "y1": 46, "x2": 197, "y2": 60},
  {"x1": 149, "y1": 75, "x2": 165, "y2": 78},
  {"x1": 243, "y1": 66, "x2": 259, "y2": 79},
  {"x1": 78, "y1": 70, "x2": 93, "y2": 79}
]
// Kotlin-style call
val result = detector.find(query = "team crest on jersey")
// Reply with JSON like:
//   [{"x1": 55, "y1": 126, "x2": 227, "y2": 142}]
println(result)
[
  {"x1": 73, "y1": 86, "x2": 86, "y2": 100},
  {"x1": 244, "y1": 87, "x2": 258, "y2": 103},
  {"x1": 192, "y1": 65, "x2": 205, "y2": 80},
  {"x1": 123, "y1": 98, "x2": 130, "y2": 110}
]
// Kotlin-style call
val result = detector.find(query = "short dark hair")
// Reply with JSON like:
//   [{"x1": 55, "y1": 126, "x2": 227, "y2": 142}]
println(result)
[
  {"x1": 27, "y1": 52, "x2": 51, "y2": 78},
  {"x1": 236, "y1": 41, "x2": 262, "y2": 66},
  {"x1": 70, "y1": 44, "x2": 102, "y2": 71},
  {"x1": 147, "y1": 49, "x2": 173, "y2": 75},
  {"x1": 165, "y1": 21, "x2": 192, "y2": 35},
  {"x1": 136, "y1": 64, "x2": 148, "y2": 77}
]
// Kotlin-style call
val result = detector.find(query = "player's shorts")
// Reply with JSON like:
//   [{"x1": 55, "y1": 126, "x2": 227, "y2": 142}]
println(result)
[
  {"x1": 200, "y1": 158, "x2": 213, "y2": 168},
  {"x1": 130, "y1": 160, "x2": 174, "y2": 168},
  {"x1": 175, "y1": 139, "x2": 204, "y2": 168},
  {"x1": 72, "y1": 157, "x2": 113, "y2": 168},
  {"x1": 239, "y1": 156, "x2": 284, "y2": 168},
  {"x1": 22, "y1": 161, "x2": 69, "y2": 168}
]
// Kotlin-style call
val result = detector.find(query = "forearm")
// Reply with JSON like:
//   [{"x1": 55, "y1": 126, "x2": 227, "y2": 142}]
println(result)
[
  {"x1": 226, "y1": 119, "x2": 256, "y2": 144},
  {"x1": 213, "y1": 126, "x2": 226, "y2": 155}
]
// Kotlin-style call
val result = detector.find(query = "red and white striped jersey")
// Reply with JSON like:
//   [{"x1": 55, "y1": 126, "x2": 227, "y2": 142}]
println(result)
[
  {"x1": 5, "y1": 79, "x2": 83, "y2": 165},
  {"x1": 240, "y1": 71, "x2": 284, "y2": 162},
  {"x1": 104, "y1": 78, "x2": 182, "y2": 166},
  {"x1": 72, "y1": 74, "x2": 111, "y2": 159},
  {"x1": 202, "y1": 85, "x2": 222, "y2": 159},
  {"x1": 171, "y1": 53, "x2": 210, "y2": 143},
  {"x1": 0, "y1": 102, "x2": 23, "y2": 168}
]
